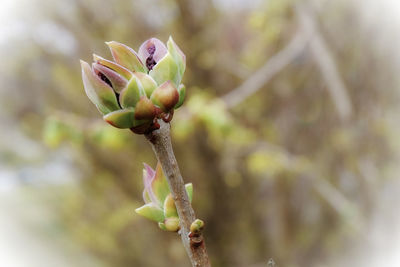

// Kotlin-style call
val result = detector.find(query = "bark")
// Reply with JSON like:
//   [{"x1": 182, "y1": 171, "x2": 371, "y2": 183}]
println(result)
[{"x1": 145, "y1": 120, "x2": 211, "y2": 267}]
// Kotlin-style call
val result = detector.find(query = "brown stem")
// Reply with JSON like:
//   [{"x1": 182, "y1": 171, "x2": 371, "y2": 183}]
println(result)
[{"x1": 145, "y1": 119, "x2": 211, "y2": 267}]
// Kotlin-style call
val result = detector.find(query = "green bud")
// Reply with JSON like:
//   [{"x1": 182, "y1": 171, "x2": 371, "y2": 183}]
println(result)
[
  {"x1": 150, "y1": 81, "x2": 179, "y2": 112},
  {"x1": 190, "y1": 219, "x2": 204, "y2": 234},
  {"x1": 135, "y1": 203, "x2": 165, "y2": 223}
]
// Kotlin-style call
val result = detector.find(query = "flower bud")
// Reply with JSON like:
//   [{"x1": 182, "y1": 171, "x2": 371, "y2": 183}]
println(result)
[
  {"x1": 138, "y1": 38, "x2": 168, "y2": 71},
  {"x1": 135, "y1": 162, "x2": 194, "y2": 231},
  {"x1": 150, "y1": 81, "x2": 179, "y2": 112},
  {"x1": 81, "y1": 37, "x2": 187, "y2": 134}
]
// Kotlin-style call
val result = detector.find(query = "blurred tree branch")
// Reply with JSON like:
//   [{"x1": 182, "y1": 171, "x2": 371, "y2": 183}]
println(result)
[
  {"x1": 221, "y1": 31, "x2": 308, "y2": 108},
  {"x1": 295, "y1": 4, "x2": 353, "y2": 122}
]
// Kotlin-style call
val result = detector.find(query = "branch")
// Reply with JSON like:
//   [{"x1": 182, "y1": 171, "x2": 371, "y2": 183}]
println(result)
[
  {"x1": 221, "y1": 31, "x2": 308, "y2": 108},
  {"x1": 145, "y1": 120, "x2": 211, "y2": 267}
]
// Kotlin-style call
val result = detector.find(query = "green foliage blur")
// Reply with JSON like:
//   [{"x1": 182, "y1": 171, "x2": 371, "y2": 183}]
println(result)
[{"x1": 2, "y1": 0, "x2": 400, "y2": 266}]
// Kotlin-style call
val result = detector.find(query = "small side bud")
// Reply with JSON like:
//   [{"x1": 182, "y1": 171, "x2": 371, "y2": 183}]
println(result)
[
  {"x1": 150, "y1": 81, "x2": 179, "y2": 112},
  {"x1": 190, "y1": 219, "x2": 204, "y2": 234}
]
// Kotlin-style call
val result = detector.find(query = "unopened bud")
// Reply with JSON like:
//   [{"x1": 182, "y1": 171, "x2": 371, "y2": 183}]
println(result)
[
  {"x1": 190, "y1": 219, "x2": 204, "y2": 234},
  {"x1": 150, "y1": 81, "x2": 179, "y2": 112}
]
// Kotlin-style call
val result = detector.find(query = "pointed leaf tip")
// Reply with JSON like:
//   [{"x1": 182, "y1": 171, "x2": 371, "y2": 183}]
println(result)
[
  {"x1": 164, "y1": 194, "x2": 178, "y2": 218},
  {"x1": 185, "y1": 183, "x2": 193, "y2": 203},
  {"x1": 93, "y1": 54, "x2": 133, "y2": 80},
  {"x1": 103, "y1": 108, "x2": 135, "y2": 128},
  {"x1": 106, "y1": 41, "x2": 146, "y2": 73},
  {"x1": 135, "y1": 203, "x2": 165, "y2": 223}
]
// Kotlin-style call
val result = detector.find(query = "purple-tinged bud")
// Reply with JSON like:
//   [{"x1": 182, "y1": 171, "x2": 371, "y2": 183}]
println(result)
[
  {"x1": 150, "y1": 81, "x2": 179, "y2": 112},
  {"x1": 134, "y1": 97, "x2": 157, "y2": 120},
  {"x1": 93, "y1": 63, "x2": 128, "y2": 93},
  {"x1": 138, "y1": 38, "x2": 168, "y2": 71},
  {"x1": 80, "y1": 60, "x2": 120, "y2": 114}
]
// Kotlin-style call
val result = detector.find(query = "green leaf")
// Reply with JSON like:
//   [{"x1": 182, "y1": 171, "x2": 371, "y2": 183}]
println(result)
[
  {"x1": 174, "y1": 84, "x2": 186, "y2": 109},
  {"x1": 185, "y1": 183, "x2": 193, "y2": 203},
  {"x1": 151, "y1": 162, "x2": 171, "y2": 205},
  {"x1": 103, "y1": 108, "x2": 135, "y2": 128},
  {"x1": 149, "y1": 52, "x2": 179, "y2": 86},
  {"x1": 106, "y1": 41, "x2": 146, "y2": 73},
  {"x1": 119, "y1": 76, "x2": 145, "y2": 108},
  {"x1": 158, "y1": 222, "x2": 167, "y2": 231},
  {"x1": 80, "y1": 60, "x2": 120, "y2": 114},
  {"x1": 167, "y1": 36, "x2": 186, "y2": 84},
  {"x1": 135, "y1": 203, "x2": 165, "y2": 223},
  {"x1": 93, "y1": 54, "x2": 133, "y2": 80},
  {"x1": 134, "y1": 72, "x2": 158, "y2": 98}
]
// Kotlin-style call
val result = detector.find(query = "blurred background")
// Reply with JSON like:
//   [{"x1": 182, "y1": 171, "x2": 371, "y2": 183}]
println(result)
[{"x1": 1, "y1": 0, "x2": 400, "y2": 266}]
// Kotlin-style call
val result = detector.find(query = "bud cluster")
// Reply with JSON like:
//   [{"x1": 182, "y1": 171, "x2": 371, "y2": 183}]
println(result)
[
  {"x1": 80, "y1": 37, "x2": 186, "y2": 134},
  {"x1": 135, "y1": 162, "x2": 193, "y2": 232}
]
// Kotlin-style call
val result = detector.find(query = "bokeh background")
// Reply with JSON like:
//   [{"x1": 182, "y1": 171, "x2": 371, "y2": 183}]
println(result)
[{"x1": 1, "y1": 0, "x2": 400, "y2": 266}]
